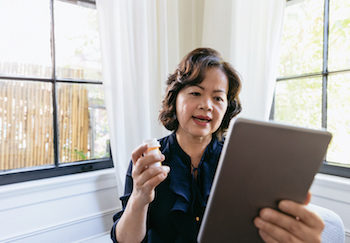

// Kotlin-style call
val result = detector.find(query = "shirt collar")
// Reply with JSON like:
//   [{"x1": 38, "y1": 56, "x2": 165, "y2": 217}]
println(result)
[{"x1": 164, "y1": 132, "x2": 222, "y2": 213}]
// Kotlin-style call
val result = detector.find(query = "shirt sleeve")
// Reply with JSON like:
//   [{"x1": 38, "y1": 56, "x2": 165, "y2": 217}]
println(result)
[{"x1": 110, "y1": 161, "x2": 134, "y2": 243}]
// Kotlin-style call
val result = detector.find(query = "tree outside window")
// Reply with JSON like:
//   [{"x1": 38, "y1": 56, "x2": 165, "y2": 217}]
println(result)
[{"x1": 274, "y1": 0, "x2": 350, "y2": 176}]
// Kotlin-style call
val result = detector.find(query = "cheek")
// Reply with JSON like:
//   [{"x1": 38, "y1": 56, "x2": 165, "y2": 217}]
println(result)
[
  {"x1": 213, "y1": 104, "x2": 228, "y2": 125},
  {"x1": 216, "y1": 103, "x2": 228, "y2": 117},
  {"x1": 175, "y1": 95, "x2": 187, "y2": 119},
  {"x1": 175, "y1": 96, "x2": 183, "y2": 115},
  {"x1": 222, "y1": 104, "x2": 228, "y2": 117},
  {"x1": 176, "y1": 104, "x2": 190, "y2": 120}
]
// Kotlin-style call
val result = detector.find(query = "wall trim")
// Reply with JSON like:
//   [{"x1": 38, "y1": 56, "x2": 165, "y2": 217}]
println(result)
[
  {"x1": 0, "y1": 207, "x2": 120, "y2": 243},
  {"x1": 73, "y1": 231, "x2": 110, "y2": 243},
  {"x1": 0, "y1": 168, "x2": 116, "y2": 198},
  {"x1": 314, "y1": 173, "x2": 350, "y2": 190},
  {"x1": 312, "y1": 173, "x2": 350, "y2": 204},
  {"x1": 0, "y1": 184, "x2": 116, "y2": 213},
  {"x1": 311, "y1": 173, "x2": 350, "y2": 242},
  {"x1": 0, "y1": 168, "x2": 118, "y2": 212}
]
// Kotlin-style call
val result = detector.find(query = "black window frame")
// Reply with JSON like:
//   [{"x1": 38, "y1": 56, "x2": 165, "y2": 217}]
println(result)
[
  {"x1": 0, "y1": 0, "x2": 113, "y2": 186},
  {"x1": 271, "y1": 0, "x2": 350, "y2": 178}
]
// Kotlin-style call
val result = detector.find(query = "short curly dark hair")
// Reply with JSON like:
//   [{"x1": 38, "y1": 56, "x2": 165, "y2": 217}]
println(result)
[{"x1": 159, "y1": 47, "x2": 242, "y2": 139}]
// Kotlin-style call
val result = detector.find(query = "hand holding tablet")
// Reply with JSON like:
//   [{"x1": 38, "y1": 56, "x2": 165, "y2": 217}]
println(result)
[{"x1": 198, "y1": 118, "x2": 332, "y2": 243}]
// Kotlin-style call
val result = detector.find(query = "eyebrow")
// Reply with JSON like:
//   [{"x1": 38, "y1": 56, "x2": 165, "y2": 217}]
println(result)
[{"x1": 194, "y1": 84, "x2": 226, "y2": 93}]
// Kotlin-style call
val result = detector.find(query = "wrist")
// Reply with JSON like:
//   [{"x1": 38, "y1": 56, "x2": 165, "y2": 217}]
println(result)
[{"x1": 128, "y1": 192, "x2": 149, "y2": 212}]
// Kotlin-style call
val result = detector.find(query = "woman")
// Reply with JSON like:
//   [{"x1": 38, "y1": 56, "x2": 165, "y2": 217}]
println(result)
[{"x1": 111, "y1": 48, "x2": 324, "y2": 243}]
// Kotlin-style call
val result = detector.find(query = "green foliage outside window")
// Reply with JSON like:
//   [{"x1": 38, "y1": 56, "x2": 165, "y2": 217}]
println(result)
[{"x1": 275, "y1": 0, "x2": 350, "y2": 167}]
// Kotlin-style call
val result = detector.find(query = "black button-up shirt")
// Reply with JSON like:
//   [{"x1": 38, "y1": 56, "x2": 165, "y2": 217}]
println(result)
[{"x1": 111, "y1": 132, "x2": 223, "y2": 243}]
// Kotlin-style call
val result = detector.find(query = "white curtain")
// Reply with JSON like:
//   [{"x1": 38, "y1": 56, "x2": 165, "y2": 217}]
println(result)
[
  {"x1": 96, "y1": 0, "x2": 204, "y2": 193},
  {"x1": 202, "y1": 0, "x2": 285, "y2": 120},
  {"x1": 96, "y1": 0, "x2": 285, "y2": 194}
]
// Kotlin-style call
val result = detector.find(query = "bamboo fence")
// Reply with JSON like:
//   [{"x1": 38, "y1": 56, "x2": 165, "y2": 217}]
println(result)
[
  {"x1": 0, "y1": 63, "x2": 90, "y2": 171},
  {"x1": 58, "y1": 84, "x2": 89, "y2": 163}
]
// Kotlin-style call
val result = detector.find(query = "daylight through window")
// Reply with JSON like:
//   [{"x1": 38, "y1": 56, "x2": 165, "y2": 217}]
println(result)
[
  {"x1": 274, "y1": 0, "x2": 350, "y2": 177},
  {"x1": 0, "y1": 0, "x2": 112, "y2": 185}
]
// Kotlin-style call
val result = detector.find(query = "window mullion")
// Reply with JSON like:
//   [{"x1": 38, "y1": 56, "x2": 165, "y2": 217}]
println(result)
[
  {"x1": 50, "y1": 0, "x2": 60, "y2": 167},
  {"x1": 321, "y1": 0, "x2": 330, "y2": 129}
]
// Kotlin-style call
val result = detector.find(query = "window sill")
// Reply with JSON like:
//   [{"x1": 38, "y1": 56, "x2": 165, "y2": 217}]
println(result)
[{"x1": 312, "y1": 173, "x2": 350, "y2": 204}]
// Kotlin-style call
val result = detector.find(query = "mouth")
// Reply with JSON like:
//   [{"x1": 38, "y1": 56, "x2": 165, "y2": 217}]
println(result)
[{"x1": 192, "y1": 115, "x2": 212, "y2": 123}]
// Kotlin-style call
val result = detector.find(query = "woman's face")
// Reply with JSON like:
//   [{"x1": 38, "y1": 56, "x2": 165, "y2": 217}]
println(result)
[{"x1": 175, "y1": 68, "x2": 228, "y2": 140}]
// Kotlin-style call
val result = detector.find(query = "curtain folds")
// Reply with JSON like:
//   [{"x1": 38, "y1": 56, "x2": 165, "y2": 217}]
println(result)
[
  {"x1": 96, "y1": 0, "x2": 285, "y2": 194},
  {"x1": 202, "y1": 0, "x2": 285, "y2": 120}
]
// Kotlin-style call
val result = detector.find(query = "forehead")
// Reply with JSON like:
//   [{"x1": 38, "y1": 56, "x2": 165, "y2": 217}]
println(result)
[{"x1": 187, "y1": 68, "x2": 228, "y2": 92}]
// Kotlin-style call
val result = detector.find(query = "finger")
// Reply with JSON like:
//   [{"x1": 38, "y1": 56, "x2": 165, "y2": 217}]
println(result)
[
  {"x1": 304, "y1": 191, "x2": 311, "y2": 205},
  {"x1": 258, "y1": 208, "x2": 308, "y2": 241},
  {"x1": 131, "y1": 144, "x2": 148, "y2": 165},
  {"x1": 136, "y1": 166, "x2": 170, "y2": 187},
  {"x1": 142, "y1": 171, "x2": 168, "y2": 191},
  {"x1": 254, "y1": 216, "x2": 299, "y2": 243},
  {"x1": 142, "y1": 153, "x2": 165, "y2": 167},
  {"x1": 132, "y1": 153, "x2": 165, "y2": 177},
  {"x1": 258, "y1": 230, "x2": 279, "y2": 243},
  {"x1": 279, "y1": 200, "x2": 324, "y2": 230}
]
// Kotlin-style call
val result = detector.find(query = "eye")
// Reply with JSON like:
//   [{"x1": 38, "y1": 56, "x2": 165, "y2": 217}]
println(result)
[
  {"x1": 190, "y1": 92, "x2": 201, "y2": 96},
  {"x1": 214, "y1": 96, "x2": 224, "y2": 102}
]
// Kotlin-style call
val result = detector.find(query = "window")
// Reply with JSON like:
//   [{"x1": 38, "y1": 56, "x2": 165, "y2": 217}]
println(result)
[
  {"x1": 273, "y1": 0, "x2": 350, "y2": 177},
  {"x1": 0, "y1": 0, "x2": 112, "y2": 185}
]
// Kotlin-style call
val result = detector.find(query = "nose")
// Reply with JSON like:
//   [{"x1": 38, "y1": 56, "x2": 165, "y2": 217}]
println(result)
[{"x1": 198, "y1": 96, "x2": 213, "y2": 111}]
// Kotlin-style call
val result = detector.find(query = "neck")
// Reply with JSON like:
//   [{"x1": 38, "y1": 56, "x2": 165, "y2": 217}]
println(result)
[{"x1": 175, "y1": 130, "x2": 212, "y2": 167}]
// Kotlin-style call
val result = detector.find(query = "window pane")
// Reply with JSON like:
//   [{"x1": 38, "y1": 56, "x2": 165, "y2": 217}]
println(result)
[
  {"x1": 57, "y1": 83, "x2": 110, "y2": 163},
  {"x1": 274, "y1": 77, "x2": 322, "y2": 129},
  {"x1": 327, "y1": 72, "x2": 350, "y2": 166},
  {"x1": 328, "y1": 0, "x2": 350, "y2": 71},
  {"x1": 0, "y1": 0, "x2": 52, "y2": 78},
  {"x1": 54, "y1": 1, "x2": 102, "y2": 81},
  {"x1": 278, "y1": 0, "x2": 324, "y2": 77},
  {"x1": 0, "y1": 80, "x2": 54, "y2": 171}
]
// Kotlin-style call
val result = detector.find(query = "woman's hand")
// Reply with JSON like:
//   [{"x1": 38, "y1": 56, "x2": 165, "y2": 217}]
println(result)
[
  {"x1": 130, "y1": 143, "x2": 170, "y2": 209},
  {"x1": 254, "y1": 192, "x2": 324, "y2": 243},
  {"x1": 115, "y1": 144, "x2": 169, "y2": 243}
]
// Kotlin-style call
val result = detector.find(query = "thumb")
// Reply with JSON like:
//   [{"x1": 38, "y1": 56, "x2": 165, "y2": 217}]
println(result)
[{"x1": 304, "y1": 191, "x2": 311, "y2": 205}]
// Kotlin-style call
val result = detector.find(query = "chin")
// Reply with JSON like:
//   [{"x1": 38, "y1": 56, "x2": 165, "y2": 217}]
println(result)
[{"x1": 189, "y1": 129, "x2": 213, "y2": 138}]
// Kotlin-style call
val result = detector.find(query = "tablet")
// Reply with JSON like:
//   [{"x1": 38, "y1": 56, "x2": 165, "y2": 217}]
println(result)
[{"x1": 197, "y1": 117, "x2": 332, "y2": 243}]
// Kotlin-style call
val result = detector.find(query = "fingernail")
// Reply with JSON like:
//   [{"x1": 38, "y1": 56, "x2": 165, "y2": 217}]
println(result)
[
  {"x1": 279, "y1": 200, "x2": 289, "y2": 210},
  {"x1": 163, "y1": 166, "x2": 170, "y2": 173},
  {"x1": 254, "y1": 217, "x2": 263, "y2": 227},
  {"x1": 260, "y1": 208, "x2": 272, "y2": 220}
]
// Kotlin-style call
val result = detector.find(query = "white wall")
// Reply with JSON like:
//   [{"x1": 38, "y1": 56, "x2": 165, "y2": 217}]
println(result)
[
  {"x1": 310, "y1": 174, "x2": 350, "y2": 243},
  {"x1": 0, "y1": 169, "x2": 121, "y2": 243}
]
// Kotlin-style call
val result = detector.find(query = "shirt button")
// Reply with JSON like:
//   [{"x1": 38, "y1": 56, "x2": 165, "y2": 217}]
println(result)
[{"x1": 196, "y1": 216, "x2": 200, "y2": 222}]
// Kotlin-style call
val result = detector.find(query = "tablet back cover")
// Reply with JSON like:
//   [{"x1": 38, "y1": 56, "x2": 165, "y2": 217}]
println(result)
[{"x1": 198, "y1": 118, "x2": 332, "y2": 243}]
